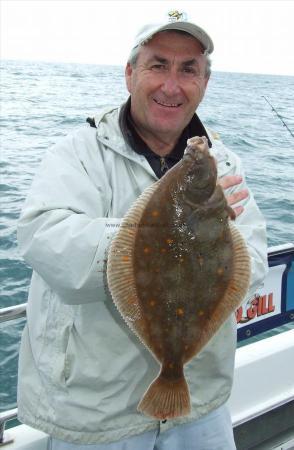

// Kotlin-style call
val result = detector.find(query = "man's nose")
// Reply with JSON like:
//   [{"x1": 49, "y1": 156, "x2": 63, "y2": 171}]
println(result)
[{"x1": 161, "y1": 71, "x2": 181, "y2": 96}]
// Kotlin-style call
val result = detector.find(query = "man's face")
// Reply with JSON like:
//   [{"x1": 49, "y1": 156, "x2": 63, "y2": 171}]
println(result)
[{"x1": 125, "y1": 31, "x2": 210, "y2": 142}]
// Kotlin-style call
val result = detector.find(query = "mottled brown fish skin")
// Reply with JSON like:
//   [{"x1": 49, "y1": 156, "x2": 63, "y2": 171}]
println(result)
[
  {"x1": 134, "y1": 137, "x2": 236, "y2": 417},
  {"x1": 134, "y1": 137, "x2": 235, "y2": 359}
]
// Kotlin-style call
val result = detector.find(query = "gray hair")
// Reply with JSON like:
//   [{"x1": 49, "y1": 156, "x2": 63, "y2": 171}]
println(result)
[{"x1": 128, "y1": 30, "x2": 212, "y2": 79}]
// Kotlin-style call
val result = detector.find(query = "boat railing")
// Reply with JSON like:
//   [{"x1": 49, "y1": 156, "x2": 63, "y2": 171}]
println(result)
[
  {"x1": 0, "y1": 409, "x2": 18, "y2": 446},
  {"x1": 0, "y1": 303, "x2": 27, "y2": 324},
  {"x1": 0, "y1": 305, "x2": 26, "y2": 445}
]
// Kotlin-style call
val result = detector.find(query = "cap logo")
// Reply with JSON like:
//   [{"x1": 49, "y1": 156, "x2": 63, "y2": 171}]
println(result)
[{"x1": 168, "y1": 10, "x2": 187, "y2": 22}]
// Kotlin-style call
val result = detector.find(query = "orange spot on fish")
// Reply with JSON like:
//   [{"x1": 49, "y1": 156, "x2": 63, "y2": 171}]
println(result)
[
  {"x1": 217, "y1": 267, "x2": 224, "y2": 275},
  {"x1": 160, "y1": 248, "x2": 167, "y2": 253},
  {"x1": 151, "y1": 210, "x2": 160, "y2": 217},
  {"x1": 143, "y1": 247, "x2": 151, "y2": 254},
  {"x1": 166, "y1": 239, "x2": 174, "y2": 245},
  {"x1": 122, "y1": 255, "x2": 129, "y2": 262},
  {"x1": 176, "y1": 308, "x2": 184, "y2": 317},
  {"x1": 168, "y1": 362, "x2": 174, "y2": 369},
  {"x1": 198, "y1": 310, "x2": 204, "y2": 316},
  {"x1": 149, "y1": 299, "x2": 156, "y2": 307}
]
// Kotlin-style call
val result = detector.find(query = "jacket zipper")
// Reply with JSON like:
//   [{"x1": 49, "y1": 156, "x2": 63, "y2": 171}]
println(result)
[{"x1": 160, "y1": 157, "x2": 169, "y2": 174}]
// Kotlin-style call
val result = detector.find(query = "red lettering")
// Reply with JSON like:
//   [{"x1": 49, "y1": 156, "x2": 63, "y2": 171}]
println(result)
[
  {"x1": 237, "y1": 292, "x2": 276, "y2": 325},
  {"x1": 268, "y1": 293, "x2": 275, "y2": 313},
  {"x1": 247, "y1": 300, "x2": 257, "y2": 319},
  {"x1": 235, "y1": 307, "x2": 243, "y2": 323},
  {"x1": 257, "y1": 295, "x2": 262, "y2": 316},
  {"x1": 261, "y1": 295, "x2": 268, "y2": 314}
]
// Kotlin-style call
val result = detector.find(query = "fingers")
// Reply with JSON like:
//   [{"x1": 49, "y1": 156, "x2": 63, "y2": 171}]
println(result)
[
  {"x1": 218, "y1": 175, "x2": 249, "y2": 218},
  {"x1": 226, "y1": 188, "x2": 249, "y2": 207},
  {"x1": 218, "y1": 175, "x2": 242, "y2": 190},
  {"x1": 232, "y1": 205, "x2": 244, "y2": 218}
]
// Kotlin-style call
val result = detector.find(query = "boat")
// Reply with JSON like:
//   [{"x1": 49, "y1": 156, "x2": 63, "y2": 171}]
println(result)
[{"x1": 1, "y1": 243, "x2": 294, "y2": 449}]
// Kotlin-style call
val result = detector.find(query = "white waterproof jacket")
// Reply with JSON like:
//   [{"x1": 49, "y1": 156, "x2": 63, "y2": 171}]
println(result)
[{"x1": 17, "y1": 106, "x2": 268, "y2": 444}]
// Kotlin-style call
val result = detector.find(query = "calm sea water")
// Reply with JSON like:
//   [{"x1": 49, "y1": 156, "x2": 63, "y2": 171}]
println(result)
[{"x1": 0, "y1": 60, "x2": 293, "y2": 412}]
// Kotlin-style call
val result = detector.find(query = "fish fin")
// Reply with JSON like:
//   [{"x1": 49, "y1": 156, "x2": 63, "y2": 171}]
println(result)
[
  {"x1": 204, "y1": 223, "x2": 251, "y2": 333},
  {"x1": 138, "y1": 373, "x2": 190, "y2": 420},
  {"x1": 225, "y1": 223, "x2": 251, "y2": 307},
  {"x1": 107, "y1": 183, "x2": 159, "y2": 345},
  {"x1": 227, "y1": 204, "x2": 236, "y2": 220}
]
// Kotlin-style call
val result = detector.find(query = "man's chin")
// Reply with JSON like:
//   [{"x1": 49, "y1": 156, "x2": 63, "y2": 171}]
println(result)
[
  {"x1": 149, "y1": 112, "x2": 190, "y2": 136},
  {"x1": 150, "y1": 126, "x2": 181, "y2": 138}
]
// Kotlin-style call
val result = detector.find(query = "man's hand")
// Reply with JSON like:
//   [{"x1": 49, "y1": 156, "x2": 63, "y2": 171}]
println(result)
[{"x1": 218, "y1": 175, "x2": 249, "y2": 217}]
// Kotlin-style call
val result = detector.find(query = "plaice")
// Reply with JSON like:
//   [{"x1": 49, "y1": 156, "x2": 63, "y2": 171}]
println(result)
[{"x1": 107, "y1": 136, "x2": 250, "y2": 420}]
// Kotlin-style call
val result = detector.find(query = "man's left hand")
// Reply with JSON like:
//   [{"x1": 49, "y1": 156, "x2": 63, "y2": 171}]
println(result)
[{"x1": 219, "y1": 175, "x2": 249, "y2": 217}]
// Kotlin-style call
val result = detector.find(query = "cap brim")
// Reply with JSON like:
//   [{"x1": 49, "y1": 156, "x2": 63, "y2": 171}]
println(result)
[{"x1": 140, "y1": 21, "x2": 214, "y2": 54}]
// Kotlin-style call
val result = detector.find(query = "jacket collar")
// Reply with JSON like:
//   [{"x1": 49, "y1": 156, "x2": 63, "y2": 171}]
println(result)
[{"x1": 94, "y1": 106, "x2": 158, "y2": 179}]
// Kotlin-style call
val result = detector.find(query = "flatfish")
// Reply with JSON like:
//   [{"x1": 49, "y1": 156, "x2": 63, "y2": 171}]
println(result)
[{"x1": 107, "y1": 136, "x2": 250, "y2": 420}]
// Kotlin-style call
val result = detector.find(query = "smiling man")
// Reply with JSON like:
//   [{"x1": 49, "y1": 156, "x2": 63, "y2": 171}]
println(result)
[
  {"x1": 125, "y1": 32, "x2": 209, "y2": 156},
  {"x1": 17, "y1": 12, "x2": 268, "y2": 450}
]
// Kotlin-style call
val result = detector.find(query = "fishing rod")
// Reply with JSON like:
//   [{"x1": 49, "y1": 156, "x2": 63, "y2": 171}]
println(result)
[{"x1": 262, "y1": 96, "x2": 294, "y2": 139}]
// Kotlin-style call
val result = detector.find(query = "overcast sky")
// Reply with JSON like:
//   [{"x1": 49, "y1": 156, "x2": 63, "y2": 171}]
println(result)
[{"x1": 1, "y1": 0, "x2": 294, "y2": 76}]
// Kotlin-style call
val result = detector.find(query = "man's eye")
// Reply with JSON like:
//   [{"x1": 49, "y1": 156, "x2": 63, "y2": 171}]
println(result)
[
  {"x1": 151, "y1": 64, "x2": 166, "y2": 71},
  {"x1": 183, "y1": 67, "x2": 197, "y2": 75}
]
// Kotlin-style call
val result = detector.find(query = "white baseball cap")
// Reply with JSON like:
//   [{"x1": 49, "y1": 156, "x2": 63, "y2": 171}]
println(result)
[{"x1": 130, "y1": 10, "x2": 214, "y2": 56}]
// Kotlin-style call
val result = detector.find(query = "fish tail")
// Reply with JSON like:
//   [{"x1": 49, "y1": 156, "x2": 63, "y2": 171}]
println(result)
[{"x1": 137, "y1": 373, "x2": 190, "y2": 420}]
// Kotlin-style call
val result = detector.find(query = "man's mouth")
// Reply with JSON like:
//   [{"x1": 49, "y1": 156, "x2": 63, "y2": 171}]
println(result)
[{"x1": 153, "y1": 98, "x2": 182, "y2": 108}]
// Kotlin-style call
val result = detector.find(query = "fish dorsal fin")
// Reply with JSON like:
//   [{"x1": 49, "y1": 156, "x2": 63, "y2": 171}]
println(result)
[
  {"x1": 213, "y1": 222, "x2": 251, "y2": 315},
  {"x1": 107, "y1": 182, "x2": 160, "y2": 353}
]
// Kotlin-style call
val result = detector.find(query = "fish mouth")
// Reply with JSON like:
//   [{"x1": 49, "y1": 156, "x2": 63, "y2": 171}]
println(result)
[{"x1": 153, "y1": 98, "x2": 182, "y2": 108}]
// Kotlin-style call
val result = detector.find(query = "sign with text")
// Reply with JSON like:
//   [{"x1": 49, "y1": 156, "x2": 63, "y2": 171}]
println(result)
[
  {"x1": 237, "y1": 245, "x2": 294, "y2": 341},
  {"x1": 236, "y1": 264, "x2": 285, "y2": 327}
]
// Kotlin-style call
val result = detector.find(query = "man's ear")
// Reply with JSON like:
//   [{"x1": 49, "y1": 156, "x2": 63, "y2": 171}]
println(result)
[
  {"x1": 125, "y1": 63, "x2": 133, "y2": 94},
  {"x1": 204, "y1": 74, "x2": 210, "y2": 89},
  {"x1": 199, "y1": 75, "x2": 210, "y2": 103}
]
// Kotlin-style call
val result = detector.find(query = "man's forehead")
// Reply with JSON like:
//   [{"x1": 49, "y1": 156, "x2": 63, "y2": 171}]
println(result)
[
  {"x1": 138, "y1": 34, "x2": 205, "y2": 65},
  {"x1": 146, "y1": 54, "x2": 201, "y2": 66}
]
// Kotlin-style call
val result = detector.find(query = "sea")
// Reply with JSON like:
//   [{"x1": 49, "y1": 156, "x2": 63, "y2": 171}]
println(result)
[{"x1": 0, "y1": 59, "x2": 293, "y2": 413}]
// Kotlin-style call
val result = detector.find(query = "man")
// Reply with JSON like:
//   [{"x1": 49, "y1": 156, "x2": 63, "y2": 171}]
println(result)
[{"x1": 17, "y1": 13, "x2": 267, "y2": 450}]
